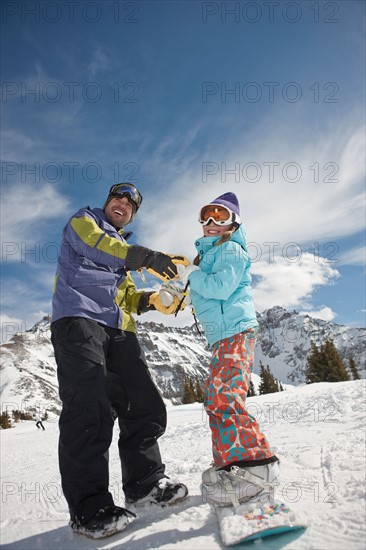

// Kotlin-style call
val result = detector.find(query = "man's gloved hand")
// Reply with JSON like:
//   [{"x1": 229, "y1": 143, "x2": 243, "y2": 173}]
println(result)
[
  {"x1": 177, "y1": 264, "x2": 200, "y2": 286},
  {"x1": 125, "y1": 245, "x2": 189, "y2": 282},
  {"x1": 149, "y1": 292, "x2": 181, "y2": 315},
  {"x1": 137, "y1": 291, "x2": 181, "y2": 315}
]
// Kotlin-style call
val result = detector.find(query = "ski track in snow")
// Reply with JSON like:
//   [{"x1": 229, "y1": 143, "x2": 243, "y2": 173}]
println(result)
[{"x1": 1, "y1": 380, "x2": 365, "y2": 549}]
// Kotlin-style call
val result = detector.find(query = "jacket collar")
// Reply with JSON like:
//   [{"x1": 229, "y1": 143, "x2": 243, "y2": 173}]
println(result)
[{"x1": 194, "y1": 236, "x2": 220, "y2": 253}]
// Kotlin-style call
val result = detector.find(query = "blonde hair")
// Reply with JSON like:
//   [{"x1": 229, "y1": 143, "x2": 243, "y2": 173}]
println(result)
[{"x1": 193, "y1": 227, "x2": 236, "y2": 265}]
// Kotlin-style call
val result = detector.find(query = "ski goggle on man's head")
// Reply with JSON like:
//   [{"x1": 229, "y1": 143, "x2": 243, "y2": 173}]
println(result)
[
  {"x1": 108, "y1": 183, "x2": 143, "y2": 210},
  {"x1": 199, "y1": 204, "x2": 240, "y2": 226}
]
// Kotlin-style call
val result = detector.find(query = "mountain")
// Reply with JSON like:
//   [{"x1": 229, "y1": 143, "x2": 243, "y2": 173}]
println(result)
[
  {"x1": 256, "y1": 306, "x2": 365, "y2": 383},
  {"x1": 0, "y1": 307, "x2": 364, "y2": 416}
]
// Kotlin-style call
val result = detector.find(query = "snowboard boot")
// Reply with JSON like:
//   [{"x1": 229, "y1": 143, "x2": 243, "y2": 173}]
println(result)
[
  {"x1": 70, "y1": 505, "x2": 136, "y2": 539},
  {"x1": 126, "y1": 478, "x2": 189, "y2": 507},
  {"x1": 202, "y1": 461, "x2": 280, "y2": 507}
]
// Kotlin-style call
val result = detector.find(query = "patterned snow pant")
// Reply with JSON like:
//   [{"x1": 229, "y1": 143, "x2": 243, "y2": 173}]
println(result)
[{"x1": 205, "y1": 330, "x2": 273, "y2": 467}]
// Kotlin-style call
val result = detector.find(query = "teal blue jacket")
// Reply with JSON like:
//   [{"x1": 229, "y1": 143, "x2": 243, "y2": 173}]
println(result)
[{"x1": 188, "y1": 226, "x2": 258, "y2": 347}]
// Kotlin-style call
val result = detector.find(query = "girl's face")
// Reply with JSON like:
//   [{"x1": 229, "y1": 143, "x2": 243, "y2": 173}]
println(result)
[{"x1": 202, "y1": 220, "x2": 234, "y2": 237}]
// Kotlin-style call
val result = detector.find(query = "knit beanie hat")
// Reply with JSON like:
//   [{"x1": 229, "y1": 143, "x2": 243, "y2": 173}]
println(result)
[{"x1": 210, "y1": 192, "x2": 240, "y2": 217}]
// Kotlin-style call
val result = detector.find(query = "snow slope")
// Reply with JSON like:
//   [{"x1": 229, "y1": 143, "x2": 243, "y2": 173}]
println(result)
[{"x1": 1, "y1": 380, "x2": 365, "y2": 549}]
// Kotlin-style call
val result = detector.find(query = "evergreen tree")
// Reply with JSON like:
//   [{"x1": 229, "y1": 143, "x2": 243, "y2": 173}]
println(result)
[
  {"x1": 323, "y1": 339, "x2": 349, "y2": 382},
  {"x1": 306, "y1": 339, "x2": 350, "y2": 383},
  {"x1": 0, "y1": 412, "x2": 11, "y2": 429},
  {"x1": 258, "y1": 362, "x2": 269, "y2": 395},
  {"x1": 182, "y1": 378, "x2": 194, "y2": 405},
  {"x1": 306, "y1": 341, "x2": 324, "y2": 384},
  {"x1": 273, "y1": 374, "x2": 283, "y2": 392},
  {"x1": 194, "y1": 379, "x2": 205, "y2": 403},
  {"x1": 182, "y1": 376, "x2": 196, "y2": 404},
  {"x1": 12, "y1": 410, "x2": 21, "y2": 423},
  {"x1": 258, "y1": 363, "x2": 282, "y2": 394},
  {"x1": 348, "y1": 355, "x2": 360, "y2": 380}
]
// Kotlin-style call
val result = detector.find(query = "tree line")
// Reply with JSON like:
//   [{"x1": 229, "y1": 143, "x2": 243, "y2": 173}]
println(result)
[
  {"x1": 1, "y1": 339, "x2": 361, "y2": 427},
  {"x1": 182, "y1": 338, "x2": 361, "y2": 404},
  {"x1": 0, "y1": 410, "x2": 48, "y2": 430},
  {"x1": 182, "y1": 360, "x2": 284, "y2": 403}
]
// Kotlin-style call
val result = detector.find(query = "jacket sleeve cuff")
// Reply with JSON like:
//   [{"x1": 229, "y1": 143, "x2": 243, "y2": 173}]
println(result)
[{"x1": 137, "y1": 292, "x2": 155, "y2": 315}]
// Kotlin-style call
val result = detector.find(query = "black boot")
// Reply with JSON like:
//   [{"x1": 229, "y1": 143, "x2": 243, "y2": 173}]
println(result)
[
  {"x1": 126, "y1": 479, "x2": 188, "y2": 507},
  {"x1": 70, "y1": 505, "x2": 136, "y2": 539}
]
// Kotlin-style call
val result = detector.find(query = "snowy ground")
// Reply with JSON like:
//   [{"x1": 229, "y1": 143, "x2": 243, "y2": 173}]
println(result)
[{"x1": 1, "y1": 380, "x2": 365, "y2": 549}]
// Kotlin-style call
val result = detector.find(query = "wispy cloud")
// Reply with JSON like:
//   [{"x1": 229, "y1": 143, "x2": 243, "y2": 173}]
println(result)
[
  {"x1": 339, "y1": 246, "x2": 366, "y2": 267},
  {"x1": 87, "y1": 45, "x2": 113, "y2": 79},
  {"x1": 1, "y1": 184, "x2": 71, "y2": 261},
  {"x1": 251, "y1": 253, "x2": 340, "y2": 312}
]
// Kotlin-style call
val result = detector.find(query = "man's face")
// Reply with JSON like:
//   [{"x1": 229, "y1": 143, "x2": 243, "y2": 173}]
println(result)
[{"x1": 104, "y1": 197, "x2": 134, "y2": 228}]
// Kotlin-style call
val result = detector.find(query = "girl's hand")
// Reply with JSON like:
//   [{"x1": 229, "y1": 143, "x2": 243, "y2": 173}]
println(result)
[
  {"x1": 159, "y1": 283, "x2": 191, "y2": 307},
  {"x1": 177, "y1": 264, "x2": 200, "y2": 286}
]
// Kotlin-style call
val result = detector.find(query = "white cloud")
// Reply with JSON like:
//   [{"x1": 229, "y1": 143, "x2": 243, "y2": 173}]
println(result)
[
  {"x1": 137, "y1": 113, "x2": 365, "y2": 257},
  {"x1": 251, "y1": 253, "x2": 340, "y2": 313},
  {"x1": 299, "y1": 306, "x2": 337, "y2": 322},
  {"x1": 0, "y1": 313, "x2": 27, "y2": 344}
]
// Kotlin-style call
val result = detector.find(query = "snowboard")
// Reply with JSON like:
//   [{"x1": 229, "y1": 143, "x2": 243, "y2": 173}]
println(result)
[{"x1": 215, "y1": 499, "x2": 307, "y2": 546}]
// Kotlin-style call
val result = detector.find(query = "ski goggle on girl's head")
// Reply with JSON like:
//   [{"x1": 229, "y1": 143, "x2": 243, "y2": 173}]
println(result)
[
  {"x1": 199, "y1": 204, "x2": 240, "y2": 226},
  {"x1": 108, "y1": 183, "x2": 143, "y2": 210}
]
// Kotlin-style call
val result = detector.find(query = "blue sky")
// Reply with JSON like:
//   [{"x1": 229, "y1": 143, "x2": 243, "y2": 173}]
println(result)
[{"x1": 1, "y1": 0, "x2": 365, "y2": 341}]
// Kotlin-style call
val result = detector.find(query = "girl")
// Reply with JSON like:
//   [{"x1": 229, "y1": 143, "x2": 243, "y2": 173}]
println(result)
[{"x1": 177, "y1": 192, "x2": 280, "y2": 507}]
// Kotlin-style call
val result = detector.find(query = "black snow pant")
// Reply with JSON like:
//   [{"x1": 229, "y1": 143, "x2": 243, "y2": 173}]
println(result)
[
  {"x1": 36, "y1": 421, "x2": 45, "y2": 430},
  {"x1": 51, "y1": 317, "x2": 167, "y2": 523}
]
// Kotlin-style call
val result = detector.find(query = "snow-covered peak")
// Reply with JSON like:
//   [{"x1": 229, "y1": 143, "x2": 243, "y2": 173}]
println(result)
[{"x1": 26, "y1": 315, "x2": 52, "y2": 335}]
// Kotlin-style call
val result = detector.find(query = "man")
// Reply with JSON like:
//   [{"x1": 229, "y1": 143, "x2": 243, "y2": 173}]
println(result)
[{"x1": 51, "y1": 182, "x2": 189, "y2": 539}]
